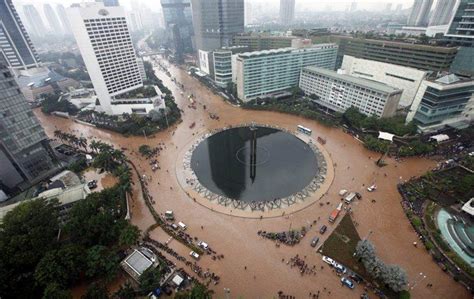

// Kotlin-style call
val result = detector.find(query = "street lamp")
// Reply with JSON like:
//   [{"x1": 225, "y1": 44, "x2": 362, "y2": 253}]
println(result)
[{"x1": 410, "y1": 272, "x2": 427, "y2": 290}]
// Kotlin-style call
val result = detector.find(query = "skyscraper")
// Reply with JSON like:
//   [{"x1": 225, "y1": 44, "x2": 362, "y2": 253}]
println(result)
[
  {"x1": 161, "y1": 0, "x2": 194, "y2": 62},
  {"x1": 446, "y1": 0, "x2": 474, "y2": 39},
  {"x1": 429, "y1": 0, "x2": 456, "y2": 26},
  {"x1": 67, "y1": 2, "x2": 144, "y2": 115},
  {"x1": 56, "y1": 4, "x2": 72, "y2": 35},
  {"x1": 0, "y1": 0, "x2": 41, "y2": 70},
  {"x1": 395, "y1": 4, "x2": 403, "y2": 13},
  {"x1": 0, "y1": 54, "x2": 56, "y2": 193},
  {"x1": 407, "y1": 0, "x2": 433, "y2": 27},
  {"x1": 279, "y1": 0, "x2": 295, "y2": 25},
  {"x1": 350, "y1": 2, "x2": 358, "y2": 12},
  {"x1": 244, "y1": 1, "x2": 252, "y2": 26},
  {"x1": 191, "y1": 0, "x2": 244, "y2": 52},
  {"x1": 95, "y1": 0, "x2": 120, "y2": 7},
  {"x1": 22, "y1": 4, "x2": 47, "y2": 37},
  {"x1": 43, "y1": 4, "x2": 63, "y2": 34}
]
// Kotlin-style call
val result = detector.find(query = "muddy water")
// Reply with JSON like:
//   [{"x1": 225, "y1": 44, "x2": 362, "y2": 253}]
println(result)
[{"x1": 34, "y1": 59, "x2": 470, "y2": 299}]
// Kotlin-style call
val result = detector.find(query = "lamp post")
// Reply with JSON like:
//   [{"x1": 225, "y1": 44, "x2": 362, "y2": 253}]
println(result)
[{"x1": 410, "y1": 272, "x2": 426, "y2": 290}]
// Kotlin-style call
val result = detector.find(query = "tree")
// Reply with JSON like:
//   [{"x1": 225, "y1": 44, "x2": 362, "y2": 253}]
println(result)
[
  {"x1": 34, "y1": 244, "x2": 85, "y2": 288},
  {"x1": 85, "y1": 245, "x2": 119, "y2": 281},
  {"x1": 82, "y1": 282, "x2": 109, "y2": 299},
  {"x1": 112, "y1": 282, "x2": 135, "y2": 299},
  {"x1": 42, "y1": 283, "x2": 72, "y2": 299},
  {"x1": 355, "y1": 239, "x2": 376, "y2": 261},
  {"x1": 0, "y1": 199, "x2": 60, "y2": 298},
  {"x1": 190, "y1": 283, "x2": 212, "y2": 299},
  {"x1": 139, "y1": 267, "x2": 162, "y2": 293},
  {"x1": 119, "y1": 223, "x2": 140, "y2": 247},
  {"x1": 382, "y1": 265, "x2": 408, "y2": 292}
]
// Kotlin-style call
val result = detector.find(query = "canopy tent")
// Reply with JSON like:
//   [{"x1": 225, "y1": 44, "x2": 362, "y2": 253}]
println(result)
[
  {"x1": 378, "y1": 131, "x2": 395, "y2": 142},
  {"x1": 430, "y1": 134, "x2": 450, "y2": 143}
]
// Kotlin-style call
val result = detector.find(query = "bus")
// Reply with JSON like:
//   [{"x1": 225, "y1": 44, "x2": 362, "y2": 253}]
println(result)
[{"x1": 297, "y1": 125, "x2": 312, "y2": 135}]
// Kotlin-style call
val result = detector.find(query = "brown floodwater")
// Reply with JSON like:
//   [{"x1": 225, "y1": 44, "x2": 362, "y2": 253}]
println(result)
[{"x1": 35, "y1": 58, "x2": 470, "y2": 299}]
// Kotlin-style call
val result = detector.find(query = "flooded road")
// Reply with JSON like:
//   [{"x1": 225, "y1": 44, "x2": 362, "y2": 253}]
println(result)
[{"x1": 35, "y1": 58, "x2": 470, "y2": 299}]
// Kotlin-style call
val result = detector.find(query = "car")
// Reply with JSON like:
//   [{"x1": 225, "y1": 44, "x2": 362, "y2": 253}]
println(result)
[
  {"x1": 322, "y1": 256, "x2": 335, "y2": 266},
  {"x1": 170, "y1": 223, "x2": 178, "y2": 230},
  {"x1": 341, "y1": 277, "x2": 355, "y2": 289},
  {"x1": 198, "y1": 241, "x2": 209, "y2": 250},
  {"x1": 350, "y1": 274, "x2": 363, "y2": 284},
  {"x1": 310, "y1": 236, "x2": 320, "y2": 247},
  {"x1": 189, "y1": 251, "x2": 200, "y2": 260},
  {"x1": 333, "y1": 262, "x2": 347, "y2": 273},
  {"x1": 87, "y1": 180, "x2": 97, "y2": 189},
  {"x1": 178, "y1": 222, "x2": 187, "y2": 230},
  {"x1": 319, "y1": 225, "x2": 327, "y2": 234},
  {"x1": 165, "y1": 211, "x2": 174, "y2": 221},
  {"x1": 367, "y1": 185, "x2": 377, "y2": 192},
  {"x1": 355, "y1": 192, "x2": 362, "y2": 199}
]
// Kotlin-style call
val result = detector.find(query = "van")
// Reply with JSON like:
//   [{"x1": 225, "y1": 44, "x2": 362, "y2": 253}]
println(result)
[
  {"x1": 178, "y1": 222, "x2": 187, "y2": 230},
  {"x1": 344, "y1": 192, "x2": 356, "y2": 203}
]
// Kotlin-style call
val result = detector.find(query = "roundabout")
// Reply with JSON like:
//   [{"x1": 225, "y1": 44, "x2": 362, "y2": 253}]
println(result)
[{"x1": 176, "y1": 123, "x2": 334, "y2": 217}]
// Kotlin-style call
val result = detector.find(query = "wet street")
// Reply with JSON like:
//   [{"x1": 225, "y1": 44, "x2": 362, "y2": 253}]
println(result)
[{"x1": 35, "y1": 58, "x2": 470, "y2": 299}]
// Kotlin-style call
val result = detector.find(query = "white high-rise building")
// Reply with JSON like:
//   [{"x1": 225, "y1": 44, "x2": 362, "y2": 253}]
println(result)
[
  {"x1": 56, "y1": 4, "x2": 72, "y2": 35},
  {"x1": 407, "y1": 0, "x2": 433, "y2": 27},
  {"x1": 67, "y1": 2, "x2": 145, "y2": 115},
  {"x1": 299, "y1": 67, "x2": 402, "y2": 118},
  {"x1": 244, "y1": 1, "x2": 252, "y2": 26},
  {"x1": 429, "y1": 0, "x2": 457, "y2": 26},
  {"x1": 341, "y1": 55, "x2": 429, "y2": 107}
]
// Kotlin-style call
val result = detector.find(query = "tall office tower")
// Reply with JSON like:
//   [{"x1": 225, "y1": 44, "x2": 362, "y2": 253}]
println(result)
[
  {"x1": 429, "y1": 0, "x2": 456, "y2": 26},
  {"x1": 95, "y1": 0, "x2": 120, "y2": 7},
  {"x1": 161, "y1": 0, "x2": 194, "y2": 63},
  {"x1": 56, "y1": 4, "x2": 72, "y2": 35},
  {"x1": 43, "y1": 4, "x2": 63, "y2": 34},
  {"x1": 407, "y1": 0, "x2": 433, "y2": 27},
  {"x1": 279, "y1": 0, "x2": 295, "y2": 25},
  {"x1": 244, "y1": 1, "x2": 252, "y2": 26},
  {"x1": 191, "y1": 0, "x2": 244, "y2": 52},
  {"x1": 139, "y1": 4, "x2": 155, "y2": 30},
  {"x1": 385, "y1": 3, "x2": 393, "y2": 13},
  {"x1": 395, "y1": 4, "x2": 403, "y2": 13},
  {"x1": 22, "y1": 5, "x2": 47, "y2": 38},
  {"x1": 0, "y1": 0, "x2": 41, "y2": 70},
  {"x1": 350, "y1": 2, "x2": 358, "y2": 12},
  {"x1": 0, "y1": 55, "x2": 56, "y2": 193},
  {"x1": 127, "y1": 11, "x2": 143, "y2": 32},
  {"x1": 67, "y1": 2, "x2": 143, "y2": 115},
  {"x1": 446, "y1": 0, "x2": 474, "y2": 39}
]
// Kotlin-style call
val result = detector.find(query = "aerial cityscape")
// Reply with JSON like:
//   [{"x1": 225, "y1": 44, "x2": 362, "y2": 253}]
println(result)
[{"x1": 0, "y1": 0, "x2": 473, "y2": 298}]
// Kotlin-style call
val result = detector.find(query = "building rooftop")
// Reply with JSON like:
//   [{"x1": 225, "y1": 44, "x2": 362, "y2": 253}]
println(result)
[
  {"x1": 121, "y1": 249, "x2": 154, "y2": 280},
  {"x1": 238, "y1": 43, "x2": 337, "y2": 58},
  {"x1": 303, "y1": 66, "x2": 402, "y2": 94},
  {"x1": 0, "y1": 183, "x2": 91, "y2": 221}
]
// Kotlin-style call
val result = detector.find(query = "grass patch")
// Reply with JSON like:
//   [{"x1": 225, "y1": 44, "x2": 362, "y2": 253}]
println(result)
[{"x1": 319, "y1": 214, "x2": 368, "y2": 278}]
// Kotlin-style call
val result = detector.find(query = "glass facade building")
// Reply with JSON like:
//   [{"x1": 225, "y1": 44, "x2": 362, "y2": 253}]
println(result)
[
  {"x1": 0, "y1": 55, "x2": 56, "y2": 193},
  {"x1": 191, "y1": 0, "x2": 244, "y2": 52},
  {"x1": 0, "y1": 0, "x2": 41, "y2": 69},
  {"x1": 161, "y1": 0, "x2": 194, "y2": 63}
]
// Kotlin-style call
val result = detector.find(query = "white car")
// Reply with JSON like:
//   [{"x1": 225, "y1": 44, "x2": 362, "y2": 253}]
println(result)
[
  {"x1": 189, "y1": 251, "x2": 200, "y2": 260},
  {"x1": 367, "y1": 184, "x2": 377, "y2": 192},
  {"x1": 322, "y1": 256, "x2": 335, "y2": 266},
  {"x1": 198, "y1": 241, "x2": 209, "y2": 250}
]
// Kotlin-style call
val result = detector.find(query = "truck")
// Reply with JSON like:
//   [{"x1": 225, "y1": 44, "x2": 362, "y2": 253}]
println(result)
[{"x1": 329, "y1": 203, "x2": 343, "y2": 223}]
